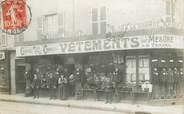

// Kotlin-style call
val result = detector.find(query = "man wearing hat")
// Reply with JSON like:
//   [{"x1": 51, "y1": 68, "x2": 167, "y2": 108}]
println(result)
[
  {"x1": 48, "y1": 72, "x2": 58, "y2": 100},
  {"x1": 32, "y1": 73, "x2": 41, "y2": 99},
  {"x1": 58, "y1": 73, "x2": 67, "y2": 100},
  {"x1": 24, "y1": 69, "x2": 32, "y2": 97},
  {"x1": 173, "y1": 67, "x2": 179, "y2": 97},
  {"x1": 160, "y1": 67, "x2": 168, "y2": 99},
  {"x1": 104, "y1": 73, "x2": 113, "y2": 104},
  {"x1": 152, "y1": 67, "x2": 160, "y2": 99}
]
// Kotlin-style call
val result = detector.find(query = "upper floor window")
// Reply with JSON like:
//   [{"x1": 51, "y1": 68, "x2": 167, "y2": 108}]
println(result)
[
  {"x1": 37, "y1": 13, "x2": 65, "y2": 39},
  {"x1": 44, "y1": 14, "x2": 58, "y2": 34},
  {"x1": 91, "y1": 6, "x2": 107, "y2": 35},
  {"x1": 166, "y1": 0, "x2": 171, "y2": 15}
]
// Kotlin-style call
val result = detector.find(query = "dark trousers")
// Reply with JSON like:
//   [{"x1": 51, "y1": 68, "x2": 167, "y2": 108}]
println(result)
[
  {"x1": 33, "y1": 88, "x2": 39, "y2": 98},
  {"x1": 168, "y1": 83, "x2": 174, "y2": 98},
  {"x1": 69, "y1": 84, "x2": 75, "y2": 96},
  {"x1": 95, "y1": 89, "x2": 100, "y2": 101},
  {"x1": 49, "y1": 88, "x2": 57, "y2": 99},
  {"x1": 58, "y1": 84, "x2": 67, "y2": 100},
  {"x1": 25, "y1": 80, "x2": 31, "y2": 97},
  {"x1": 153, "y1": 84, "x2": 160, "y2": 99},
  {"x1": 105, "y1": 89, "x2": 113, "y2": 103},
  {"x1": 114, "y1": 86, "x2": 120, "y2": 102}
]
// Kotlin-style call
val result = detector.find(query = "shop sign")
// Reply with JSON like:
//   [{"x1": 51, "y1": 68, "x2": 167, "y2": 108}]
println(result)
[
  {"x1": 16, "y1": 34, "x2": 184, "y2": 57},
  {"x1": 118, "y1": 21, "x2": 184, "y2": 32},
  {"x1": 0, "y1": 52, "x2": 5, "y2": 60}
]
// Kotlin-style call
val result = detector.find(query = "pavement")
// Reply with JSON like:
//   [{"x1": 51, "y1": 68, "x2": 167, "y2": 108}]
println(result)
[{"x1": 0, "y1": 94, "x2": 183, "y2": 114}]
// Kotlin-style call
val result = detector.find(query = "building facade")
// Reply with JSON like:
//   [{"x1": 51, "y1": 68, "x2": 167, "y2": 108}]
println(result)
[
  {"x1": 0, "y1": 32, "x2": 17, "y2": 94},
  {"x1": 0, "y1": 0, "x2": 183, "y2": 100},
  {"x1": 15, "y1": 28, "x2": 184, "y2": 99}
]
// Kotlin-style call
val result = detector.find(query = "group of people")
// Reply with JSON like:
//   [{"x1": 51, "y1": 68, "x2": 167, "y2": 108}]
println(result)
[
  {"x1": 152, "y1": 67, "x2": 184, "y2": 99},
  {"x1": 24, "y1": 64, "x2": 123, "y2": 103}
]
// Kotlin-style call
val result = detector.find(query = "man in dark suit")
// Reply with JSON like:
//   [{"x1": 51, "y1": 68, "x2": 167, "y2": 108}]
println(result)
[
  {"x1": 112, "y1": 68, "x2": 121, "y2": 102},
  {"x1": 58, "y1": 74, "x2": 67, "y2": 100},
  {"x1": 48, "y1": 73, "x2": 58, "y2": 100},
  {"x1": 74, "y1": 68, "x2": 84, "y2": 99},
  {"x1": 24, "y1": 69, "x2": 32, "y2": 97},
  {"x1": 32, "y1": 74, "x2": 41, "y2": 99},
  {"x1": 173, "y1": 67, "x2": 180, "y2": 97},
  {"x1": 152, "y1": 67, "x2": 160, "y2": 99},
  {"x1": 168, "y1": 68, "x2": 174, "y2": 98},
  {"x1": 104, "y1": 73, "x2": 113, "y2": 104},
  {"x1": 160, "y1": 67, "x2": 168, "y2": 99}
]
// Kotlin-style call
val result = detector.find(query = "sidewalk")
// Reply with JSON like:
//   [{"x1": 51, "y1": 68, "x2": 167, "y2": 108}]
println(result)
[{"x1": 0, "y1": 94, "x2": 183, "y2": 114}]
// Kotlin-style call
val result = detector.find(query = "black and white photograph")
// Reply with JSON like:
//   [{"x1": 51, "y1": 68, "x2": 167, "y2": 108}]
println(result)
[{"x1": 0, "y1": 0, "x2": 184, "y2": 114}]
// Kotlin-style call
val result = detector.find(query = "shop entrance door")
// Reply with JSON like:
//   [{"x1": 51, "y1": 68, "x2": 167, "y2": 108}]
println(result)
[{"x1": 16, "y1": 66, "x2": 26, "y2": 94}]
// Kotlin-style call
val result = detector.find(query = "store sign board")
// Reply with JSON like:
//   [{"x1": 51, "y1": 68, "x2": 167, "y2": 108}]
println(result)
[
  {"x1": 16, "y1": 34, "x2": 184, "y2": 57},
  {"x1": 0, "y1": 52, "x2": 5, "y2": 60}
]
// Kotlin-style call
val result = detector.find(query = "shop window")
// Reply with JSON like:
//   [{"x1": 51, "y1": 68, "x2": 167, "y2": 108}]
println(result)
[
  {"x1": 44, "y1": 14, "x2": 58, "y2": 35},
  {"x1": 126, "y1": 56, "x2": 136, "y2": 83},
  {"x1": 126, "y1": 55, "x2": 150, "y2": 84},
  {"x1": 138, "y1": 55, "x2": 150, "y2": 83}
]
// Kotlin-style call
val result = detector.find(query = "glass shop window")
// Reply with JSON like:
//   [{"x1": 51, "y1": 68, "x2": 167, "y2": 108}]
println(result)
[
  {"x1": 126, "y1": 56, "x2": 136, "y2": 83},
  {"x1": 138, "y1": 55, "x2": 150, "y2": 83}
]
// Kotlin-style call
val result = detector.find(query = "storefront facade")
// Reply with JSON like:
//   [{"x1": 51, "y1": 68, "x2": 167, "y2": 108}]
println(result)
[
  {"x1": 0, "y1": 51, "x2": 10, "y2": 93},
  {"x1": 15, "y1": 31, "x2": 184, "y2": 100}
]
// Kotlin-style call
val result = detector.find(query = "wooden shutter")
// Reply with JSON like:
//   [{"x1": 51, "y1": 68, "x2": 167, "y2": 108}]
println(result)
[
  {"x1": 100, "y1": 6, "x2": 107, "y2": 34},
  {"x1": 92, "y1": 8, "x2": 98, "y2": 35},
  {"x1": 58, "y1": 12, "x2": 65, "y2": 37}
]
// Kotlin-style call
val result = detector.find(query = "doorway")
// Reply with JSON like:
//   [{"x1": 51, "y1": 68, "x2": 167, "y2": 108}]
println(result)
[{"x1": 16, "y1": 66, "x2": 26, "y2": 93}]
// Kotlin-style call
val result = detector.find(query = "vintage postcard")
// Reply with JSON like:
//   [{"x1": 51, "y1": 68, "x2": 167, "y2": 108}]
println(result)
[{"x1": 0, "y1": 0, "x2": 184, "y2": 114}]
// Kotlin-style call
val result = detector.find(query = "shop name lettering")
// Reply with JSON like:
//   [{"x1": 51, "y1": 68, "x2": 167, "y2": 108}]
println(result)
[
  {"x1": 146, "y1": 35, "x2": 174, "y2": 48},
  {"x1": 148, "y1": 35, "x2": 174, "y2": 43},
  {"x1": 59, "y1": 38, "x2": 139, "y2": 53},
  {"x1": 18, "y1": 35, "x2": 182, "y2": 56},
  {"x1": 20, "y1": 38, "x2": 139, "y2": 56}
]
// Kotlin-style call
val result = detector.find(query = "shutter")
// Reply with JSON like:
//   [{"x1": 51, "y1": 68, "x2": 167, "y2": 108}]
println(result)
[
  {"x1": 37, "y1": 16, "x2": 44, "y2": 39},
  {"x1": 58, "y1": 12, "x2": 64, "y2": 37},
  {"x1": 100, "y1": 21, "x2": 106, "y2": 34},
  {"x1": 0, "y1": 34, "x2": 6, "y2": 47},
  {"x1": 100, "y1": 6, "x2": 106, "y2": 21},
  {"x1": 100, "y1": 6, "x2": 107, "y2": 34},
  {"x1": 92, "y1": 8, "x2": 98, "y2": 35},
  {"x1": 92, "y1": 22, "x2": 98, "y2": 35},
  {"x1": 92, "y1": 8, "x2": 98, "y2": 22}
]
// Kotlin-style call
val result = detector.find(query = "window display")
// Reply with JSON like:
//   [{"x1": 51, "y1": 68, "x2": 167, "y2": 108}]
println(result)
[
  {"x1": 126, "y1": 56, "x2": 136, "y2": 83},
  {"x1": 138, "y1": 55, "x2": 150, "y2": 83},
  {"x1": 126, "y1": 55, "x2": 150, "y2": 84}
]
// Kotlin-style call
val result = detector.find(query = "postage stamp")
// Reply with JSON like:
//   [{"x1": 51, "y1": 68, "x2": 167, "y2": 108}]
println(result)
[{"x1": 0, "y1": 0, "x2": 32, "y2": 35}]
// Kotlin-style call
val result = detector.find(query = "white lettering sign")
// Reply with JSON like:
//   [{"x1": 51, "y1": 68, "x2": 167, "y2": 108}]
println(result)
[{"x1": 16, "y1": 35, "x2": 184, "y2": 57}]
